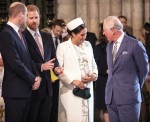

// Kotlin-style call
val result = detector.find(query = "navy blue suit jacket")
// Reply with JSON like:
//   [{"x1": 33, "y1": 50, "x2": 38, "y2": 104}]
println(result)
[
  {"x1": 106, "y1": 35, "x2": 149, "y2": 105},
  {"x1": 0, "y1": 25, "x2": 38, "y2": 98},
  {"x1": 23, "y1": 29, "x2": 58, "y2": 97}
]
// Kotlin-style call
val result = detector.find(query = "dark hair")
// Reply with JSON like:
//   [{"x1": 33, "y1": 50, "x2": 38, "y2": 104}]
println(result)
[
  {"x1": 144, "y1": 22, "x2": 150, "y2": 32},
  {"x1": 52, "y1": 19, "x2": 66, "y2": 28},
  {"x1": 118, "y1": 15, "x2": 127, "y2": 21},
  {"x1": 67, "y1": 24, "x2": 85, "y2": 35}
]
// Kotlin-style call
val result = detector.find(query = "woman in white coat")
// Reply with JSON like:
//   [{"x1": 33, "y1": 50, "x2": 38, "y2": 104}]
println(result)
[{"x1": 57, "y1": 17, "x2": 98, "y2": 122}]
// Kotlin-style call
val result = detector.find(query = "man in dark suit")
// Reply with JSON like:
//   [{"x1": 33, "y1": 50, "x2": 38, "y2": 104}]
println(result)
[
  {"x1": 103, "y1": 16, "x2": 149, "y2": 122},
  {"x1": 0, "y1": 2, "x2": 41, "y2": 122},
  {"x1": 23, "y1": 5, "x2": 62, "y2": 122},
  {"x1": 49, "y1": 19, "x2": 66, "y2": 122},
  {"x1": 42, "y1": 19, "x2": 67, "y2": 122},
  {"x1": 118, "y1": 15, "x2": 136, "y2": 39}
]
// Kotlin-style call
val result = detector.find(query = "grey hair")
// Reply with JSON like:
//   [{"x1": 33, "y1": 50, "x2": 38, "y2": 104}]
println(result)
[{"x1": 104, "y1": 16, "x2": 123, "y2": 31}]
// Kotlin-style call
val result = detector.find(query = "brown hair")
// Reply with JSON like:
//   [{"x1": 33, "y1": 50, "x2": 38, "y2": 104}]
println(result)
[{"x1": 26, "y1": 5, "x2": 40, "y2": 15}]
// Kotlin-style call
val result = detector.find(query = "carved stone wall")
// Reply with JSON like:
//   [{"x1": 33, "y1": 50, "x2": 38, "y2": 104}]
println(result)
[
  {"x1": 56, "y1": 0, "x2": 150, "y2": 39},
  {"x1": 1, "y1": 0, "x2": 150, "y2": 38}
]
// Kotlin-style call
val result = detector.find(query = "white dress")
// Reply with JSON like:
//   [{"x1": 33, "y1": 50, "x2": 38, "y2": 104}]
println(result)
[{"x1": 57, "y1": 38, "x2": 98, "y2": 122}]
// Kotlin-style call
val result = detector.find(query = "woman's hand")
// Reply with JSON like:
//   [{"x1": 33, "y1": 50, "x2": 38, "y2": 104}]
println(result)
[
  {"x1": 82, "y1": 74, "x2": 96, "y2": 83},
  {"x1": 72, "y1": 80, "x2": 85, "y2": 89}
]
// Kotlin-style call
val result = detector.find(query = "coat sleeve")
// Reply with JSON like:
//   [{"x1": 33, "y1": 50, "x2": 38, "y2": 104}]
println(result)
[
  {"x1": 0, "y1": 31, "x2": 36, "y2": 86},
  {"x1": 133, "y1": 40, "x2": 149, "y2": 87}
]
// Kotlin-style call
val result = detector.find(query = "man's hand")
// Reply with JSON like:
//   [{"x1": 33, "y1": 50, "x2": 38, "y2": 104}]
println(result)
[
  {"x1": 54, "y1": 66, "x2": 63, "y2": 75},
  {"x1": 41, "y1": 58, "x2": 55, "y2": 71},
  {"x1": 32, "y1": 76, "x2": 42, "y2": 90}
]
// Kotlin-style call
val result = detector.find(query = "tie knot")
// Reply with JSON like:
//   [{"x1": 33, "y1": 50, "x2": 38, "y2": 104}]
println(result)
[
  {"x1": 114, "y1": 41, "x2": 117, "y2": 44},
  {"x1": 34, "y1": 32, "x2": 39, "y2": 36},
  {"x1": 18, "y1": 29, "x2": 22, "y2": 34}
]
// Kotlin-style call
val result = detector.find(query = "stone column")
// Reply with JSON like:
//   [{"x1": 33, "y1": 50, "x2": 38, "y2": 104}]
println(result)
[
  {"x1": 132, "y1": 0, "x2": 143, "y2": 38},
  {"x1": 122, "y1": 0, "x2": 132, "y2": 26},
  {"x1": 99, "y1": 0, "x2": 110, "y2": 23},
  {"x1": 109, "y1": 0, "x2": 122, "y2": 16},
  {"x1": 144, "y1": 0, "x2": 150, "y2": 22},
  {"x1": 87, "y1": 0, "x2": 99, "y2": 38},
  {"x1": 76, "y1": 0, "x2": 88, "y2": 28},
  {"x1": 56, "y1": 0, "x2": 76, "y2": 23}
]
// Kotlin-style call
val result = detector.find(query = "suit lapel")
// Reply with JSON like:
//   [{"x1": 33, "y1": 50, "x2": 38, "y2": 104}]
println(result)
[
  {"x1": 7, "y1": 25, "x2": 29, "y2": 53},
  {"x1": 68, "y1": 39, "x2": 80, "y2": 63},
  {"x1": 107, "y1": 42, "x2": 113, "y2": 69},
  {"x1": 24, "y1": 29, "x2": 44, "y2": 60},
  {"x1": 7, "y1": 25, "x2": 26, "y2": 49},
  {"x1": 40, "y1": 31, "x2": 46, "y2": 60},
  {"x1": 113, "y1": 35, "x2": 128, "y2": 69}
]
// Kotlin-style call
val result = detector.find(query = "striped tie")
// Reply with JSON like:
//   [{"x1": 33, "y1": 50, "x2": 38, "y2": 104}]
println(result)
[
  {"x1": 34, "y1": 32, "x2": 44, "y2": 58},
  {"x1": 112, "y1": 42, "x2": 117, "y2": 64},
  {"x1": 18, "y1": 29, "x2": 26, "y2": 48}
]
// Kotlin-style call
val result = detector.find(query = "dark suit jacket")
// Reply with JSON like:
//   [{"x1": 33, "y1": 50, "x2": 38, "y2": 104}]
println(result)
[
  {"x1": 86, "y1": 32, "x2": 97, "y2": 49},
  {"x1": 94, "y1": 42, "x2": 108, "y2": 109},
  {"x1": 145, "y1": 33, "x2": 150, "y2": 62},
  {"x1": 126, "y1": 31, "x2": 136, "y2": 39},
  {"x1": 106, "y1": 35, "x2": 149, "y2": 105},
  {"x1": 0, "y1": 25, "x2": 38, "y2": 98},
  {"x1": 23, "y1": 29, "x2": 59, "y2": 97}
]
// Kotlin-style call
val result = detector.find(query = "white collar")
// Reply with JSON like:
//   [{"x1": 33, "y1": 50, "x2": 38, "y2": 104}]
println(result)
[
  {"x1": 27, "y1": 27, "x2": 40, "y2": 36},
  {"x1": 116, "y1": 32, "x2": 124, "y2": 44},
  {"x1": 7, "y1": 21, "x2": 20, "y2": 33}
]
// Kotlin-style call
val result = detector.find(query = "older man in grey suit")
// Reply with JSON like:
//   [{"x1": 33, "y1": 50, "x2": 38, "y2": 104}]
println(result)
[{"x1": 103, "y1": 16, "x2": 149, "y2": 122}]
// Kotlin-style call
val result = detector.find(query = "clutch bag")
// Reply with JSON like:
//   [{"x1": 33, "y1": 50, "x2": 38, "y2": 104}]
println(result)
[{"x1": 72, "y1": 87, "x2": 91, "y2": 99}]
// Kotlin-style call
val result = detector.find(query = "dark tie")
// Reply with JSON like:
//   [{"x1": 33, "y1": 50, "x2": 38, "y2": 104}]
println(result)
[
  {"x1": 112, "y1": 42, "x2": 118, "y2": 64},
  {"x1": 18, "y1": 29, "x2": 26, "y2": 48},
  {"x1": 55, "y1": 37, "x2": 59, "y2": 49},
  {"x1": 34, "y1": 32, "x2": 44, "y2": 58}
]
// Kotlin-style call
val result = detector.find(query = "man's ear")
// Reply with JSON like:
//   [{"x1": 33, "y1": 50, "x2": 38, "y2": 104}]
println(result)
[{"x1": 18, "y1": 11, "x2": 23, "y2": 20}]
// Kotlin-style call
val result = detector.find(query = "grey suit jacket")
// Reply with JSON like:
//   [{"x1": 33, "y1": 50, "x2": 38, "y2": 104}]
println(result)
[{"x1": 106, "y1": 34, "x2": 149, "y2": 105}]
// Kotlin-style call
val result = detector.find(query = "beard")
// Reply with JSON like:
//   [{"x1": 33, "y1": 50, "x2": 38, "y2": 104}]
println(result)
[{"x1": 27, "y1": 22, "x2": 39, "y2": 31}]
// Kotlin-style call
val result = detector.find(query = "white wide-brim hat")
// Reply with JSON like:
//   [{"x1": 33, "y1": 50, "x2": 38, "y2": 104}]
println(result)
[{"x1": 67, "y1": 17, "x2": 84, "y2": 31}]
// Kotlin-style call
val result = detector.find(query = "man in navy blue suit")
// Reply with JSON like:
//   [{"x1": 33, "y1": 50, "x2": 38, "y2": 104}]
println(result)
[
  {"x1": 103, "y1": 16, "x2": 149, "y2": 122},
  {"x1": 0, "y1": 2, "x2": 41, "y2": 122},
  {"x1": 23, "y1": 5, "x2": 62, "y2": 122}
]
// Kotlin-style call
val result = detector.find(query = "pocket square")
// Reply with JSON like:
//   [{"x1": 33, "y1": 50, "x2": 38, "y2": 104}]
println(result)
[{"x1": 122, "y1": 51, "x2": 128, "y2": 55}]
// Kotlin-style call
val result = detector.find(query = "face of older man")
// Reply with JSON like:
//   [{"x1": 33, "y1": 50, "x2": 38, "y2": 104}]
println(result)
[{"x1": 103, "y1": 24, "x2": 114, "y2": 42}]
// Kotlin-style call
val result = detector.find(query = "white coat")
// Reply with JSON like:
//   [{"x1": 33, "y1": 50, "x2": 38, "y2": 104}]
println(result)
[{"x1": 56, "y1": 38, "x2": 98, "y2": 122}]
